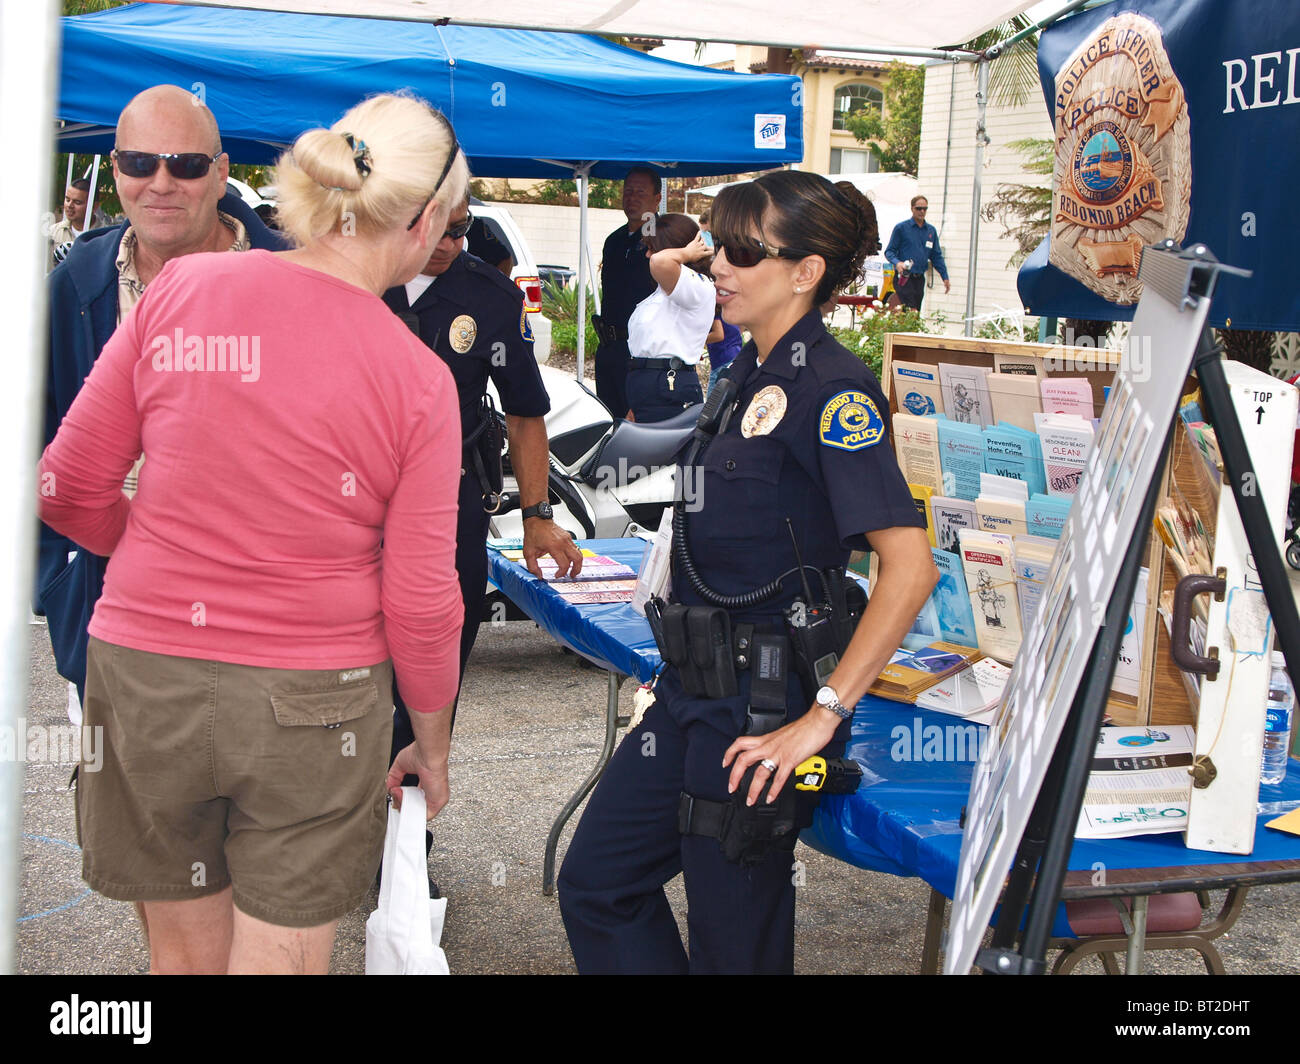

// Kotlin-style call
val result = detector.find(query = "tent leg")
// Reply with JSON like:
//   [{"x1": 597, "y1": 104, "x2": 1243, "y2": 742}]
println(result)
[
  {"x1": 1, "y1": 0, "x2": 59, "y2": 976},
  {"x1": 576, "y1": 164, "x2": 593, "y2": 384},
  {"x1": 963, "y1": 55, "x2": 989, "y2": 337}
]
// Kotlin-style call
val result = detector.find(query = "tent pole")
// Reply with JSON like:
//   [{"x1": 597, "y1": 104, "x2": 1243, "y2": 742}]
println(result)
[
  {"x1": 1, "y1": 0, "x2": 59, "y2": 976},
  {"x1": 963, "y1": 55, "x2": 989, "y2": 338},
  {"x1": 576, "y1": 163, "x2": 593, "y2": 383},
  {"x1": 80, "y1": 154, "x2": 102, "y2": 237}
]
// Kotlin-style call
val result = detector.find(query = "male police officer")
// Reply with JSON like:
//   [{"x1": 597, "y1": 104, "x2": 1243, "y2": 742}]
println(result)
[
  {"x1": 38, "y1": 85, "x2": 286, "y2": 705},
  {"x1": 382, "y1": 193, "x2": 583, "y2": 760},
  {"x1": 884, "y1": 195, "x2": 950, "y2": 312},
  {"x1": 593, "y1": 167, "x2": 659, "y2": 419}
]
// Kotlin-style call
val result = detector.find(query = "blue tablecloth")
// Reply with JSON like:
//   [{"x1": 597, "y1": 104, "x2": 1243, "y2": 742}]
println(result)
[
  {"x1": 487, "y1": 538, "x2": 1300, "y2": 929},
  {"x1": 803, "y1": 700, "x2": 1300, "y2": 902},
  {"x1": 486, "y1": 538, "x2": 661, "y2": 684}
]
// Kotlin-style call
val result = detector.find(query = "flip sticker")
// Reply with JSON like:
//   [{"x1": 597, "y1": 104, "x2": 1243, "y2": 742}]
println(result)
[{"x1": 819, "y1": 390, "x2": 884, "y2": 450}]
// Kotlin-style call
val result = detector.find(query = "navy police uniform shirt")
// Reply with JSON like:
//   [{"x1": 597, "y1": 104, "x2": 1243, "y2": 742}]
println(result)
[
  {"x1": 382, "y1": 250, "x2": 550, "y2": 439},
  {"x1": 674, "y1": 310, "x2": 923, "y2": 613},
  {"x1": 599, "y1": 223, "x2": 656, "y2": 334}
]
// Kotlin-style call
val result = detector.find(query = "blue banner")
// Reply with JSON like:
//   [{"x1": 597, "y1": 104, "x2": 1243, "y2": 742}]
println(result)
[{"x1": 1018, "y1": 0, "x2": 1300, "y2": 331}]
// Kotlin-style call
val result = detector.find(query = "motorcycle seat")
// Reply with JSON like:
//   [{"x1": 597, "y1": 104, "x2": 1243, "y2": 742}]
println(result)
[{"x1": 588, "y1": 405, "x2": 701, "y2": 486}]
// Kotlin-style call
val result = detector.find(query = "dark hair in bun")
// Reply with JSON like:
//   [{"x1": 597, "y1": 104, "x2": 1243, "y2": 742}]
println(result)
[{"x1": 712, "y1": 170, "x2": 880, "y2": 305}]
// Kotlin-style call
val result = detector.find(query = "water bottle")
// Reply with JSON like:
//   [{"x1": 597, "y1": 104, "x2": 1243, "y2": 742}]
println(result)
[{"x1": 1261, "y1": 652, "x2": 1294, "y2": 786}]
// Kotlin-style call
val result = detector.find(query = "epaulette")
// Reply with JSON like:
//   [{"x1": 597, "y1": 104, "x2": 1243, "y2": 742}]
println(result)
[{"x1": 461, "y1": 252, "x2": 525, "y2": 304}]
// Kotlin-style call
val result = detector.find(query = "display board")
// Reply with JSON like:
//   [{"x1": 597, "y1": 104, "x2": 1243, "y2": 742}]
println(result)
[{"x1": 944, "y1": 258, "x2": 1211, "y2": 974}]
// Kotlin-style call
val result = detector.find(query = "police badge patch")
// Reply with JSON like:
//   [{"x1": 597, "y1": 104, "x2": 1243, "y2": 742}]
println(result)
[
  {"x1": 741, "y1": 385, "x2": 787, "y2": 437},
  {"x1": 819, "y1": 390, "x2": 884, "y2": 451},
  {"x1": 449, "y1": 314, "x2": 477, "y2": 353},
  {"x1": 520, "y1": 304, "x2": 534, "y2": 343},
  {"x1": 1048, "y1": 13, "x2": 1190, "y2": 305}
]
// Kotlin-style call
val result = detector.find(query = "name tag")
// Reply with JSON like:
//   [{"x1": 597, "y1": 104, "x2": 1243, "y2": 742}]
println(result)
[{"x1": 925, "y1": 240, "x2": 933, "y2": 249}]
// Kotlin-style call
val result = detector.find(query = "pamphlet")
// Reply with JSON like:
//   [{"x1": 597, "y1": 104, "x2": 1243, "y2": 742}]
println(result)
[{"x1": 1075, "y1": 725, "x2": 1197, "y2": 838}]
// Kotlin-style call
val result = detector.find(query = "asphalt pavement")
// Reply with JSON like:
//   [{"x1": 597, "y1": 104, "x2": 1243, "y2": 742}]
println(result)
[{"x1": 17, "y1": 616, "x2": 1300, "y2": 976}]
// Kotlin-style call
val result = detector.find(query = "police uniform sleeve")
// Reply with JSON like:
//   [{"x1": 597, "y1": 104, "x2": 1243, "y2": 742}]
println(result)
[
  {"x1": 813, "y1": 374, "x2": 925, "y2": 550},
  {"x1": 483, "y1": 281, "x2": 549, "y2": 419}
]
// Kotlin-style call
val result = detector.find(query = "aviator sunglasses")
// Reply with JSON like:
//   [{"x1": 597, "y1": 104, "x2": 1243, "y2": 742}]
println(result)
[
  {"x1": 714, "y1": 237, "x2": 810, "y2": 269},
  {"x1": 112, "y1": 149, "x2": 224, "y2": 180}
]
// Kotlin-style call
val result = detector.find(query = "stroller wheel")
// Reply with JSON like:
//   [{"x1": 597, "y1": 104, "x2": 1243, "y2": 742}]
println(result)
[{"x1": 1287, "y1": 539, "x2": 1300, "y2": 572}]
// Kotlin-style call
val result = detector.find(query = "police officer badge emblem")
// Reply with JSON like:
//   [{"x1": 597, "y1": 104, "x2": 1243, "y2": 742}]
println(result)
[
  {"x1": 1048, "y1": 13, "x2": 1190, "y2": 305},
  {"x1": 741, "y1": 385, "x2": 787, "y2": 438},
  {"x1": 819, "y1": 391, "x2": 884, "y2": 451},
  {"x1": 449, "y1": 314, "x2": 477, "y2": 353}
]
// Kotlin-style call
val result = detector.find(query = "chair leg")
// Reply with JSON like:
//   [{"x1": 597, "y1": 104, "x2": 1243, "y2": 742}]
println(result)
[{"x1": 1100, "y1": 952, "x2": 1122, "y2": 975}]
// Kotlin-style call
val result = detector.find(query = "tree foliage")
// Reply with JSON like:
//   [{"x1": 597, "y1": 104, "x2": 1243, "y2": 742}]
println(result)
[
  {"x1": 960, "y1": 13, "x2": 1042, "y2": 107},
  {"x1": 980, "y1": 137, "x2": 1053, "y2": 267},
  {"x1": 843, "y1": 61, "x2": 924, "y2": 174}
]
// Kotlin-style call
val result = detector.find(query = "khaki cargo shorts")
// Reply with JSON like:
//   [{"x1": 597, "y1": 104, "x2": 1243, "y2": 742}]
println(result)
[{"x1": 77, "y1": 636, "x2": 394, "y2": 928}]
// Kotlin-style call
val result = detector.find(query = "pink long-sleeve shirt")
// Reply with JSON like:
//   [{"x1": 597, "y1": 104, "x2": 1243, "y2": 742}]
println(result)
[{"x1": 39, "y1": 249, "x2": 464, "y2": 713}]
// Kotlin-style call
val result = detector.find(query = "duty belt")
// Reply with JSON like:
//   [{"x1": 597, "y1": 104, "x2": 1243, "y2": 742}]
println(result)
[{"x1": 628, "y1": 356, "x2": 688, "y2": 371}]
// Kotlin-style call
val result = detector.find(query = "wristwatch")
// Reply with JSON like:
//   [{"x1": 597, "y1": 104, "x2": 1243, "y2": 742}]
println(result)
[
  {"x1": 815, "y1": 685, "x2": 852, "y2": 722},
  {"x1": 521, "y1": 501, "x2": 553, "y2": 521}
]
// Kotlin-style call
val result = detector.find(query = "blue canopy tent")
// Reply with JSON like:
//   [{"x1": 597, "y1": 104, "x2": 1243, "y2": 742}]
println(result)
[
  {"x1": 55, "y1": 3, "x2": 802, "y2": 178},
  {"x1": 55, "y1": 2, "x2": 804, "y2": 379}
]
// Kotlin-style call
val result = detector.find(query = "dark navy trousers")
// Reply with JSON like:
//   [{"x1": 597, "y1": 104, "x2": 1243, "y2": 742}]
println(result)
[
  {"x1": 557, "y1": 669, "x2": 799, "y2": 974},
  {"x1": 391, "y1": 472, "x2": 489, "y2": 751},
  {"x1": 625, "y1": 366, "x2": 703, "y2": 424}
]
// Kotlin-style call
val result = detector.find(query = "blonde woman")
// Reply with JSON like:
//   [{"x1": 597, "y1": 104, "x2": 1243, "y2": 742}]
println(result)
[{"x1": 39, "y1": 93, "x2": 468, "y2": 974}]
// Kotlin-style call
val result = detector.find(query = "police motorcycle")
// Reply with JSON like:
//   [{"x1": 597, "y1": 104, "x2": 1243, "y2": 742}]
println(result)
[{"x1": 487, "y1": 364, "x2": 699, "y2": 543}]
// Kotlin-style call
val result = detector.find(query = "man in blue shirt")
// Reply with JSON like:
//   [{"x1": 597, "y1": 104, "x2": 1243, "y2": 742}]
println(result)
[{"x1": 884, "y1": 195, "x2": 950, "y2": 312}]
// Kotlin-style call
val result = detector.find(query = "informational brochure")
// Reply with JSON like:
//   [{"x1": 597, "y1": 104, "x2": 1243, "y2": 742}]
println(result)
[{"x1": 1075, "y1": 725, "x2": 1197, "y2": 839}]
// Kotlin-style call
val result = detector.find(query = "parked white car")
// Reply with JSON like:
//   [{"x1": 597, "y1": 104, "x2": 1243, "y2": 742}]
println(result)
[{"x1": 470, "y1": 198, "x2": 552, "y2": 363}]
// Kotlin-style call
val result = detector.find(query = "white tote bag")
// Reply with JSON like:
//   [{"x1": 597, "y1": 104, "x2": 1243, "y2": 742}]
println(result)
[{"x1": 365, "y1": 786, "x2": 450, "y2": 975}]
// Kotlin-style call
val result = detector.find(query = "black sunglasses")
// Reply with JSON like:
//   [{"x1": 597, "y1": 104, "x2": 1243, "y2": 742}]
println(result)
[
  {"x1": 442, "y1": 210, "x2": 474, "y2": 242},
  {"x1": 715, "y1": 238, "x2": 810, "y2": 269},
  {"x1": 914, "y1": 205, "x2": 929, "y2": 211},
  {"x1": 113, "y1": 149, "x2": 223, "y2": 180}
]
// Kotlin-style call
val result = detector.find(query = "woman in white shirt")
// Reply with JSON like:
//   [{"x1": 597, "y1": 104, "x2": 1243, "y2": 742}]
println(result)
[{"x1": 624, "y1": 214, "x2": 715, "y2": 422}]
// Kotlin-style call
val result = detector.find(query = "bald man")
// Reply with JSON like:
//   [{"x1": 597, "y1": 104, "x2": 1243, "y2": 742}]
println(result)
[{"x1": 37, "y1": 85, "x2": 287, "y2": 702}]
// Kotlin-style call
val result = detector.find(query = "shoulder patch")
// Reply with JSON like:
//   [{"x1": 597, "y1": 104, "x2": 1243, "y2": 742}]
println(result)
[
  {"x1": 520, "y1": 304, "x2": 534, "y2": 343},
  {"x1": 819, "y1": 390, "x2": 884, "y2": 451}
]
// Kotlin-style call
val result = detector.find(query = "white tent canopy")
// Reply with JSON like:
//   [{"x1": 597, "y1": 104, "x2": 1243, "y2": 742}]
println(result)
[
  {"x1": 7, "y1": 0, "x2": 1067, "y2": 970},
  {"x1": 688, "y1": 172, "x2": 919, "y2": 265},
  {"x1": 179, "y1": 0, "x2": 1032, "y2": 54}
]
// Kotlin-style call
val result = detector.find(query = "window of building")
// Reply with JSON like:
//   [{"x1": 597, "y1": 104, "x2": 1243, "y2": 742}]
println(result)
[
  {"x1": 832, "y1": 82, "x2": 883, "y2": 131},
  {"x1": 829, "y1": 148, "x2": 879, "y2": 175}
]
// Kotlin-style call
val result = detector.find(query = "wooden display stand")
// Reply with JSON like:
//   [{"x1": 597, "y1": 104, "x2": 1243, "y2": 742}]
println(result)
[{"x1": 879, "y1": 332, "x2": 1198, "y2": 726}]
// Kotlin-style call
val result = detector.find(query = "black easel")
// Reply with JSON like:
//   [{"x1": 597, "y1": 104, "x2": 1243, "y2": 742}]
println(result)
[{"x1": 974, "y1": 244, "x2": 1300, "y2": 975}]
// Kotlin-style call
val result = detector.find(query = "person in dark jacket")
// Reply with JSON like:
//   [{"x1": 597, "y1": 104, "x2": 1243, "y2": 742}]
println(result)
[{"x1": 37, "y1": 85, "x2": 287, "y2": 704}]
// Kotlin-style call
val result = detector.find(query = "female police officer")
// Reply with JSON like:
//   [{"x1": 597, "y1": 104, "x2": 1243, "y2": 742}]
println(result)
[{"x1": 557, "y1": 170, "x2": 938, "y2": 974}]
